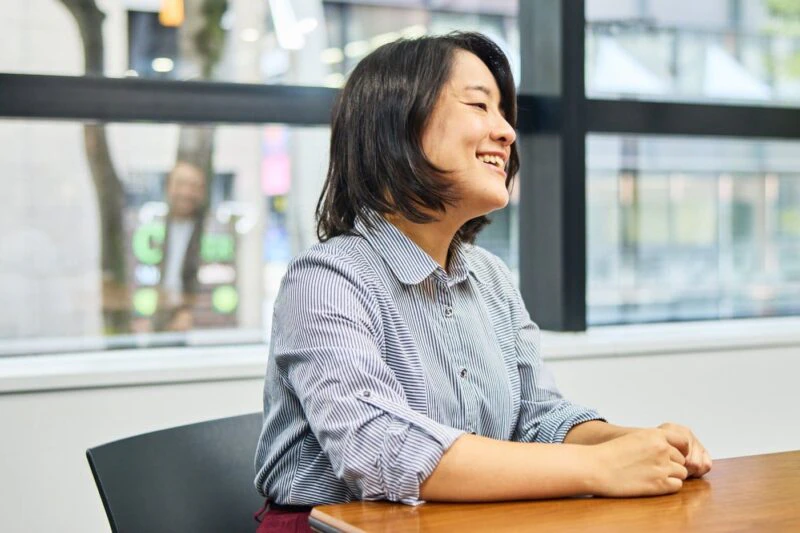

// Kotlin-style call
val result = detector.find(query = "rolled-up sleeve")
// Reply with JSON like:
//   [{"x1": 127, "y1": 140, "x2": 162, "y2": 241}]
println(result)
[{"x1": 272, "y1": 250, "x2": 464, "y2": 505}]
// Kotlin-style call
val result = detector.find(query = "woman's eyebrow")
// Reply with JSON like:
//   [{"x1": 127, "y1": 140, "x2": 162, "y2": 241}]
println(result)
[
  {"x1": 464, "y1": 84, "x2": 492, "y2": 97},
  {"x1": 464, "y1": 84, "x2": 505, "y2": 113}
]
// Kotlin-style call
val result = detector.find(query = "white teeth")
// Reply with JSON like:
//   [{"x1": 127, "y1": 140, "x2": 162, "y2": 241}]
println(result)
[{"x1": 477, "y1": 154, "x2": 505, "y2": 168}]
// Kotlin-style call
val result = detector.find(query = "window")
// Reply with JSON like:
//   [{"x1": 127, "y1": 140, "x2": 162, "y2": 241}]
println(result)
[
  {"x1": 586, "y1": 0, "x2": 800, "y2": 106},
  {"x1": 582, "y1": 0, "x2": 800, "y2": 324},
  {"x1": 1, "y1": 0, "x2": 798, "y2": 349},
  {"x1": 0, "y1": 119, "x2": 330, "y2": 355},
  {"x1": 0, "y1": 0, "x2": 520, "y2": 355},
  {"x1": 587, "y1": 135, "x2": 800, "y2": 324},
  {"x1": 513, "y1": 0, "x2": 800, "y2": 330},
  {"x1": 2, "y1": 0, "x2": 518, "y2": 86}
]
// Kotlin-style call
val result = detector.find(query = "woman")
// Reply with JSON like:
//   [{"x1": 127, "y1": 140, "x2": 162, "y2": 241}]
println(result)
[{"x1": 254, "y1": 32, "x2": 711, "y2": 531}]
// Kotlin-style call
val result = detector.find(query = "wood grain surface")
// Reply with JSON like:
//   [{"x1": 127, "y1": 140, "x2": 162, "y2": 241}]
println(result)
[{"x1": 310, "y1": 450, "x2": 800, "y2": 532}]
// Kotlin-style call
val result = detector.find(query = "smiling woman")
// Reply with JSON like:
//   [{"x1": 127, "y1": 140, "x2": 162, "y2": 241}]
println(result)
[
  {"x1": 315, "y1": 32, "x2": 519, "y2": 247},
  {"x1": 419, "y1": 50, "x2": 517, "y2": 223},
  {"x1": 253, "y1": 32, "x2": 711, "y2": 533}
]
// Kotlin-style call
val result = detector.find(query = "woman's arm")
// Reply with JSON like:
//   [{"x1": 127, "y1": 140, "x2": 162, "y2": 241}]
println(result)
[
  {"x1": 564, "y1": 420, "x2": 633, "y2": 445},
  {"x1": 421, "y1": 429, "x2": 689, "y2": 501}
]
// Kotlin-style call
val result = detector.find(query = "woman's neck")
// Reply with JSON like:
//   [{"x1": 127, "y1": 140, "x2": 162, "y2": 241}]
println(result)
[{"x1": 386, "y1": 212, "x2": 462, "y2": 271}]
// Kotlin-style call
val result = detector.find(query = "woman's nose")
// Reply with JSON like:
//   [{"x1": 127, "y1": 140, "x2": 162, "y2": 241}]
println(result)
[{"x1": 492, "y1": 115, "x2": 516, "y2": 146}]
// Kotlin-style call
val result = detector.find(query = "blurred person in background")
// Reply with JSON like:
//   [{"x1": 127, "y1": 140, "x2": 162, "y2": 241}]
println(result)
[{"x1": 131, "y1": 160, "x2": 207, "y2": 333}]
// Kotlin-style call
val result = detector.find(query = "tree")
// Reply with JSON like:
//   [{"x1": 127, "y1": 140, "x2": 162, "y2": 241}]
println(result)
[
  {"x1": 57, "y1": 0, "x2": 129, "y2": 333},
  {"x1": 58, "y1": 0, "x2": 228, "y2": 334}
]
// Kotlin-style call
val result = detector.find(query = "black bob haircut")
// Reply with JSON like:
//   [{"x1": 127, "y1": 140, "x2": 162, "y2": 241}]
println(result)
[{"x1": 316, "y1": 31, "x2": 519, "y2": 244}]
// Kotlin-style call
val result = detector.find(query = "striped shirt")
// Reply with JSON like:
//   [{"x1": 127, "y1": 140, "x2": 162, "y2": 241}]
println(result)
[{"x1": 254, "y1": 211, "x2": 602, "y2": 506}]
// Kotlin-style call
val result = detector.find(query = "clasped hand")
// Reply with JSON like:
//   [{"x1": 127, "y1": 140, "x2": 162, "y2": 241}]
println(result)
[
  {"x1": 590, "y1": 422, "x2": 712, "y2": 497},
  {"x1": 654, "y1": 422, "x2": 712, "y2": 479}
]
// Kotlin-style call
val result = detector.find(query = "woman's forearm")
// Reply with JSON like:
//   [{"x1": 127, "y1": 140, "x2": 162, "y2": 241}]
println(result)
[
  {"x1": 420, "y1": 427, "x2": 691, "y2": 502},
  {"x1": 419, "y1": 434, "x2": 595, "y2": 502},
  {"x1": 564, "y1": 420, "x2": 634, "y2": 445}
]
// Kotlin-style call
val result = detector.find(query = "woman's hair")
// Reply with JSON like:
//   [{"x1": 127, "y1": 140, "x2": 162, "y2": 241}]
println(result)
[{"x1": 316, "y1": 31, "x2": 519, "y2": 244}]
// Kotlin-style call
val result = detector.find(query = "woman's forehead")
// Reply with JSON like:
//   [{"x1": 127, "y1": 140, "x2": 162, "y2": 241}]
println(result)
[{"x1": 448, "y1": 51, "x2": 500, "y2": 97}]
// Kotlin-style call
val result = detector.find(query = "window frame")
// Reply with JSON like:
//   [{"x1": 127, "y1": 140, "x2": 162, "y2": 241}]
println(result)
[{"x1": 517, "y1": 0, "x2": 800, "y2": 331}]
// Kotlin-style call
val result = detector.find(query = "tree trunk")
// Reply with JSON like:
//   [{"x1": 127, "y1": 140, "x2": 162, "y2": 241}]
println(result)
[
  {"x1": 58, "y1": 0, "x2": 130, "y2": 333},
  {"x1": 59, "y1": 0, "x2": 228, "y2": 333}
]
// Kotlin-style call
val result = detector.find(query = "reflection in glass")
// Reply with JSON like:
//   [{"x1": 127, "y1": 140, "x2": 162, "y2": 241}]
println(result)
[
  {"x1": 0, "y1": 118, "x2": 517, "y2": 354},
  {"x1": 585, "y1": 0, "x2": 800, "y2": 106},
  {"x1": 2, "y1": 0, "x2": 518, "y2": 87},
  {"x1": 0, "y1": 120, "x2": 329, "y2": 355},
  {"x1": 587, "y1": 134, "x2": 800, "y2": 325}
]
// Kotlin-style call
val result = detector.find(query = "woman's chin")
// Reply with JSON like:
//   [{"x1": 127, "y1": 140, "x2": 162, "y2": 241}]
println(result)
[
  {"x1": 476, "y1": 194, "x2": 510, "y2": 216},
  {"x1": 488, "y1": 188, "x2": 511, "y2": 209}
]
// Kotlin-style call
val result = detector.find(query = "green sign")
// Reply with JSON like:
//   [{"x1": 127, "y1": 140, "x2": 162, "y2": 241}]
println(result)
[
  {"x1": 132, "y1": 222, "x2": 166, "y2": 265},
  {"x1": 133, "y1": 287, "x2": 158, "y2": 316},
  {"x1": 202, "y1": 234, "x2": 235, "y2": 263},
  {"x1": 212, "y1": 285, "x2": 238, "y2": 314}
]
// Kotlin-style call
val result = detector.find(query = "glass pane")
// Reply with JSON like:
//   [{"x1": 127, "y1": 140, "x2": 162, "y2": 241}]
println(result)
[
  {"x1": 587, "y1": 134, "x2": 800, "y2": 325},
  {"x1": 586, "y1": 0, "x2": 800, "y2": 106},
  {"x1": 1, "y1": 0, "x2": 518, "y2": 87},
  {"x1": 0, "y1": 119, "x2": 329, "y2": 355},
  {"x1": 0, "y1": 117, "x2": 519, "y2": 355}
]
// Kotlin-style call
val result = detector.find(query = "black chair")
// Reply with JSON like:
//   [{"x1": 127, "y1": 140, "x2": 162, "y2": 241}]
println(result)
[{"x1": 86, "y1": 413, "x2": 265, "y2": 533}]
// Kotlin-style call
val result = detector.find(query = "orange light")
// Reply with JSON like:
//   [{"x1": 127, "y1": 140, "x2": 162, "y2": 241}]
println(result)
[{"x1": 159, "y1": 0, "x2": 184, "y2": 27}]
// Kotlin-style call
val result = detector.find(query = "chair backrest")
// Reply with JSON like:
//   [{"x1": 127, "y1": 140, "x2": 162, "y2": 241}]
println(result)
[{"x1": 86, "y1": 412, "x2": 264, "y2": 533}]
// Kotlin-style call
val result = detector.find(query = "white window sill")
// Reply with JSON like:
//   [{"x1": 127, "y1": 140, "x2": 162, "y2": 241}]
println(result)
[
  {"x1": 1, "y1": 316, "x2": 799, "y2": 394},
  {"x1": 541, "y1": 316, "x2": 800, "y2": 360},
  {"x1": 0, "y1": 345, "x2": 269, "y2": 394}
]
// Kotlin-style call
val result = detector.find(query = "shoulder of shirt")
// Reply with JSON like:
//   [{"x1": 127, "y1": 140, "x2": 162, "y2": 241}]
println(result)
[
  {"x1": 462, "y1": 243, "x2": 515, "y2": 287},
  {"x1": 285, "y1": 232, "x2": 377, "y2": 281}
]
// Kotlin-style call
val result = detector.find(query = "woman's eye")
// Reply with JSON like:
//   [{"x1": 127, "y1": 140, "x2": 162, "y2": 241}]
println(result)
[{"x1": 469, "y1": 102, "x2": 488, "y2": 111}]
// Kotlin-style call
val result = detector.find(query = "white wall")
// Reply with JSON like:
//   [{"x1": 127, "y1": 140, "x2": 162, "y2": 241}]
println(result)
[
  {"x1": 0, "y1": 340, "x2": 798, "y2": 533},
  {"x1": 0, "y1": 377, "x2": 264, "y2": 533},
  {"x1": 551, "y1": 345, "x2": 800, "y2": 459}
]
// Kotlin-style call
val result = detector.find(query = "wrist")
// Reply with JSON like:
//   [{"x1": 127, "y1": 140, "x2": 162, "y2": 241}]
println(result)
[
  {"x1": 571, "y1": 444, "x2": 606, "y2": 496},
  {"x1": 565, "y1": 420, "x2": 630, "y2": 445}
]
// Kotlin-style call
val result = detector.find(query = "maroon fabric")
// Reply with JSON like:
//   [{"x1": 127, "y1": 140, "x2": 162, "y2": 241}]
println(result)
[{"x1": 254, "y1": 503, "x2": 312, "y2": 533}]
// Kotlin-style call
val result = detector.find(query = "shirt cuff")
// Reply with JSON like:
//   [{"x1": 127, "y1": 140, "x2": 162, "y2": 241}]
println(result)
[
  {"x1": 538, "y1": 405, "x2": 606, "y2": 444},
  {"x1": 356, "y1": 391, "x2": 465, "y2": 504},
  {"x1": 377, "y1": 419, "x2": 464, "y2": 505}
]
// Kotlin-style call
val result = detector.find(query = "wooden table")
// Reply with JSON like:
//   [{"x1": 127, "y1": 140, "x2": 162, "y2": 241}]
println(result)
[{"x1": 310, "y1": 450, "x2": 800, "y2": 532}]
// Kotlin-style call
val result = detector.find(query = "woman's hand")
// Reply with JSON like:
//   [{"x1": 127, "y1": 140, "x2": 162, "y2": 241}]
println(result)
[
  {"x1": 588, "y1": 429, "x2": 689, "y2": 497},
  {"x1": 656, "y1": 422, "x2": 713, "y2": 478}
]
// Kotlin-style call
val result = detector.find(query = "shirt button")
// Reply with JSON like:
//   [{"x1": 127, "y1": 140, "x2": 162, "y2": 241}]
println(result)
[
  {"x1": 459, "y1": 368, "x2": 468, "y2": 378},
  {"x1": 362, "y1": 390, "x2": 371, "y2": 397},
  {"x1": 444, "y1": 306, "x2": 453, "y2": 317}
]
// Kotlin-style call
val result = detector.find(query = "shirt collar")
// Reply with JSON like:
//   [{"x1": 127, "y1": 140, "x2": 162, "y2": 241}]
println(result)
[{"x1": 354, "y1": 210, "x2": 478, "y2": 287}]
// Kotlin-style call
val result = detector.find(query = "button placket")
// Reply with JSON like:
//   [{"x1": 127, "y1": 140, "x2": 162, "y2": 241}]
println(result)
[{"x1": 437, "y1": 282, "x2": 454, "y2": 319}]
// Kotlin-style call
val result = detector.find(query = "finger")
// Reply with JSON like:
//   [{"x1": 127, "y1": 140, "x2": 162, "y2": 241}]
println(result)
[
  {"x1": 699, "y1": 450, "x2": 713, "y2": 476},
  {"x1": 661, "y1": 428, "x2": 691, "y2": 457},
  {"x1": 669, "y1": 446, "x2": 686, "y2": 465},
  {"x1": 688, "y1": 443, "x2": 711, "y2": 477},
  {"x1": 670, "y1": 461, "x2": 689, "y2": 481},
  {"x1": 686, "y1": 447, "x2": 704, "y2": 477},
  {"x1": 665, "y1": 476, "x2": 684, "y2": 493}
]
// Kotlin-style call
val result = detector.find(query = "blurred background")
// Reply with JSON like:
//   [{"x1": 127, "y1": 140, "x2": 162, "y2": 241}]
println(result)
[{"x1": 2, "y1": 0, "x2": 800, "y2": 355}]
